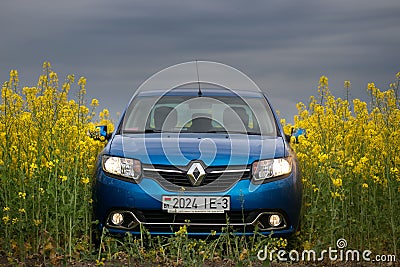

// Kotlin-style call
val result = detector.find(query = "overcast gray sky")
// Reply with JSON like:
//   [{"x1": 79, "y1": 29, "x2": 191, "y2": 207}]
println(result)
[{"x1": 1, "y1": 0, "x2": 400, "y2": 122}]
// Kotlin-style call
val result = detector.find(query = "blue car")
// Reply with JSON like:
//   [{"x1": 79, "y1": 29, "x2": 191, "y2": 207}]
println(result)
[{"x1": 93, "y1": 61, "x2": 302, "y2": 236}]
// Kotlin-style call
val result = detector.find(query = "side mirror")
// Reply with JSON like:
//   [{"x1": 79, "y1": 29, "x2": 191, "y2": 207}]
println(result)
[
  {"x1": 291, "y1": 128, "x2": 306, "y2": 143},
  {"x1": 89, "y1": 125, "x2": 112, "y2": 141},
  {"x1": 97, "y1": 125, "x2": 108, "y2": 138}
]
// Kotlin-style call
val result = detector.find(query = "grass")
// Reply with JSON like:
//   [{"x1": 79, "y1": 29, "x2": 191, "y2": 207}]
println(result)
[{"x1": 93, "y1": 225, "x2": 289, "y2": 266}]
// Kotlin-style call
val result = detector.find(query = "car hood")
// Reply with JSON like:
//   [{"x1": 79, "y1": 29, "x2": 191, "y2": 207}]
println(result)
[{"x1": 106, "y1": 133, "x2": 286, "y2": 166}]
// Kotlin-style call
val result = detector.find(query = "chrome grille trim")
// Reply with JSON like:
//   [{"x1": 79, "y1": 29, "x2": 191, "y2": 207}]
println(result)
[
  {"x1": 143, "y1": 168, "x2": 184, "y2": 173},
  {"x1": 209, "y1": 169, "x2": 250, "y2": 174}
]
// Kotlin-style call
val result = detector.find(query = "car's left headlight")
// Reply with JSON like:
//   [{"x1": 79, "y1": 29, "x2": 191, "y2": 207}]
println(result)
[
  {"x1": 252, "y1": 158, "x2": 292, "y2": 182},
  {"x1": 102, "y1": 155, "x2": 142, "y2": 181}
]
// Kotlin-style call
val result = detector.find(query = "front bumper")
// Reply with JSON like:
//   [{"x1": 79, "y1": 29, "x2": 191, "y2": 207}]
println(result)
[{"x1": 93, "y1": 169, "x2": 302, "y2": 237}]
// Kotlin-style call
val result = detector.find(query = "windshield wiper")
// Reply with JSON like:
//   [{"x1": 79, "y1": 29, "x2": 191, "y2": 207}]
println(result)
[
  {"x1": 204, "y1": 130, "x2": 228, "y2": 133},
  {"x1": 145, "y1": 129, "x2": 162, "y2": 133},
  {"x1": 244, "y1": 131, "x2": 261, "y2": 135},
  {"x1": 144, "y1": 129, "x2": 180, "y2": 133},
  {"x1": 205, "y1": 130, "x2": 261, "y2": 135},
  {"x1": 121, "y1": 129, "x2": 162, "y2": 134}
]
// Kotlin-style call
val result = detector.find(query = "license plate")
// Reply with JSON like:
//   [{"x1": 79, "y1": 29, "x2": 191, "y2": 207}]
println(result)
[{"x1": 162, "y1": 196, "x2": 230, "y2": 213}]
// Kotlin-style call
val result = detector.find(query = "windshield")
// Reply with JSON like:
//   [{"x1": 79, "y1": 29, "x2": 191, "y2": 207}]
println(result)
[{"x1": 122, "y1": 88, "x2": 278, "y2": 136}]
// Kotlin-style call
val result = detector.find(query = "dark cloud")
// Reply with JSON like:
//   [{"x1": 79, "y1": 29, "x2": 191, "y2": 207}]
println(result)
[{"x1": 1, "y1": 0, "x2": 400, "y2": 122}]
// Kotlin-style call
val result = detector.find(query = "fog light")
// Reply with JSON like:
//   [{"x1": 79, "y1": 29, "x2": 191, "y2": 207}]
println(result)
[
  {"x1": 111, "y1": 212, "x2": 124, "y2": 225},
  {"x1": 269, "y1": 214, "x2": 281, "y2": 227}
]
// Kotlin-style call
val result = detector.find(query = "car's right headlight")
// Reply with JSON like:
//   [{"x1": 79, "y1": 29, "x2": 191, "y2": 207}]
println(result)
[{"x1": 102, "y1": 155, "x2": 142, "y2": 181}]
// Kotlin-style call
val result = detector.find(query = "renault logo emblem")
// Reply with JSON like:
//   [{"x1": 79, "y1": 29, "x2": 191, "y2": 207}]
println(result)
[{"x1": 187, "y1": 162, "x2": 206, "y2": 186}]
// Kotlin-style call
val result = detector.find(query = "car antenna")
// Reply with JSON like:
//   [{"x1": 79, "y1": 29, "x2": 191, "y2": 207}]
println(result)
[{"x1": 196, "y1": 60, "x2": 202, "y2": 97}]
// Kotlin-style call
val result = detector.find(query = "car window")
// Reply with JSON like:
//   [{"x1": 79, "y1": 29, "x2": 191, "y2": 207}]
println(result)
[{"x1": 123, "y1": 93, "x2": 277, "y2": 136}]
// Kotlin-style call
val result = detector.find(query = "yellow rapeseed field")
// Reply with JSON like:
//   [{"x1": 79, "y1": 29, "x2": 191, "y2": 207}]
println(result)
[
  {"x1": 0, "y1": 62, "x2": 113, "y2": 261},
  {"x1": 284, "y1": 73, "x2": 400, "y2": 255}
]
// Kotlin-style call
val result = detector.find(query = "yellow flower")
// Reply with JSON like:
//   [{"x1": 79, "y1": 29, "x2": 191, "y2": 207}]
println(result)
[
  {"x1": 81, "y1": 177, "x2": 90, "y2": 185},
  {"x1": 239, "y1": 248, "x2": 248, "y2": 261},
  {"x1": 332, "y1": 178, "x2": 342, "y2": 187},
  {"x1": 18, "y1": 208, "x2": 26, "y2": 213},
  {"x1": 79, "y1": 105, "x2": 89, "y2": 115},
  {"x1": 318, "y1": 153, "x2": 328, "y2": 163},
  {"x1": 362, "y1": 183, "x2": 369, "y2": 189},
  {"x1": 78, "y1": 77, "x2": 87, "y2": 86},
  {"x1": 18, "y1": 192, "x2": 26, "y2": 199},
  {"x1": 42, "y1": 61, "x2": 51, "y2": 69},
  {"x1": 390, "y1": 167, "x2": 399, "y2": 174},
  {"x1": 95, "y1": 258, "x2": 105, "y2": 266},
  {"x1": 67, "y1": 74, "x2": 75, "y2": 83},
  {"x1": 319, "y1": 76, "x2": 328, "y2": 86},
  {"x1": 10, "y1": 69, "x2": 18, "y2": 77},
  {"x1": 303, "y1": 241, "x2": 313, "y2": 250},
  {"x1": 45, "y1": 160, "x2": 55, "y2": 170},
  {"x1": 2, "y1": 215, "x2": 10, "y2": 224},
  {"x1": 9, "y1": 70, "x2": 19, "y2": 84},
  {"x1": 330, "y1": 191, "x2": 343, "y2": 199},
  {"x1": 90, "y1": 98, "x2": 99, "y2": 107},
  {"x1": 3, "y1": 207, "x2": 10, "y2": 212},
  {"x1": 360, "y1": 156, "x2": 368, "y2": 164},
  {"x1": 367, "y1": 82, "x2": 375, "y2": 90},
  {"x1": 59, "y1": 175, "x2": 68, "y2": 182},
  {"x1": 33, "y1": 219, "x2": 42, "y2": 226},
  {"x1": 175, "y1": 225, "x2": 188, "y2": 236},
  {"x1": 278, "y1": 237, "x2": 288, "y2": 248}
]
